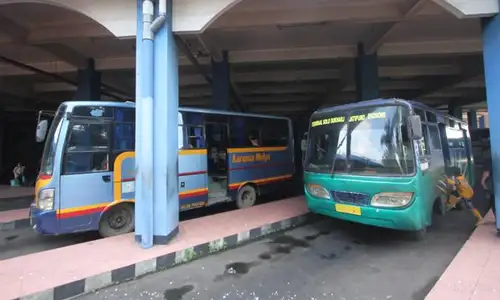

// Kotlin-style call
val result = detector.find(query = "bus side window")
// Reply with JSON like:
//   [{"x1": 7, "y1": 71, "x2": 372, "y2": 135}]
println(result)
[
  {"x1": 261, "y1": 119, "x2": 289, "y2": 147},
  {"x1": 229, "y1": 116, "x2": 260, "y2": 147},
  {"x1": 186, "y1": 125, "x2": 205, "y2": 149},
  {"x1": 110, "y1": 122, "x2": 135, "y2": 170},
  {"x1": 64, "y1": 123, "x2": 110, "y2": 174},
  {"x1": 428, "y1": 125, "x2": 442, "y2": 151},
  {"x1": 419, "y1": 124, "x2": 430, "y2": 155}
]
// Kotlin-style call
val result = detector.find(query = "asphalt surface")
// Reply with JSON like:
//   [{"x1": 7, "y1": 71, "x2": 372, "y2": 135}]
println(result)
[{"x1": 78, "y1": 209, "x2": 476, "y2": 300}]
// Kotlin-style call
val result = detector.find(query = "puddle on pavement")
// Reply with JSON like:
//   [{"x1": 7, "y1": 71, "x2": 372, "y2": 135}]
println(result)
[
  {"x1": 320, "y1": 253, "x2": 337, "y2": 260},
  {"x1": 163, "y1": 284, "x2": 194, "y2": 300},
  {"x1": 270, "y1": 235, "x2": 310, "y2": 248},
  {"x1": 214, "y1": 261, "x2": 259, "y2": 282},
  {"x1": 5, "y1": 235, "x2": 18, "y2": 241},
  {"x1": 256, "y1": 234, "x2": 312, "y2": 261},
  {"x1": 258, "y1": 252, "x2": 272, "y2": 260},
  {"x1": 344, "y1": 245, "x2": 352, "y2": 251},
  {"x1": 304, "y1": 230, "x2": 331, "y2": 241}
]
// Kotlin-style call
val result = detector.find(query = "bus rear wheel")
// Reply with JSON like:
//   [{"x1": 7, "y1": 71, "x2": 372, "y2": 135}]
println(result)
[
  {"x1": 236, "y1": 185, "x2": 257, "y2": 209},
  {"x1": 99, "y1": 204, "x2": 135, "y2": 238}
]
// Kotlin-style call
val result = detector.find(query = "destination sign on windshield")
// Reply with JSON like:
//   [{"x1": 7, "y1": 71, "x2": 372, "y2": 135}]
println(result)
[{"x1": 311, "y1": 112, "x2": 386, "y2": 128}]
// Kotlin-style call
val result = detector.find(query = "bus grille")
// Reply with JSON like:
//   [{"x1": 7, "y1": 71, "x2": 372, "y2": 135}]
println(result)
[{"x1": 332, "y1": 191, "x2": 370, "y2": 206}]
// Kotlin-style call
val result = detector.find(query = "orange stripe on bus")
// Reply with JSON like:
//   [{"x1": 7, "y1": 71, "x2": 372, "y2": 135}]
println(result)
[
  {"x1": 229, "y1": 174, "x2": 293, "y2": 190},
  {"x1": 227, "y1": 147, "x2": 287, "y2": 154}
]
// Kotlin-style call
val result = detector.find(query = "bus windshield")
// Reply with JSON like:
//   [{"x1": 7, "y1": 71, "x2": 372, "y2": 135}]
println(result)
[
  {"x1": 40, "y1": 105, "x2": 66, "y2": 176},
  {"x1": 305, "y1": 105, "x2": 415, "y2": 176}
]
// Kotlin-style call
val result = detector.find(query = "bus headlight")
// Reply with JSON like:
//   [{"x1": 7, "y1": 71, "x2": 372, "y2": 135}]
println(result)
[
  {"x1": 371, "y1": 192, "x2": 413, "y2": 208},
  {"x1": 306, "y1": 184, "x2": 331, "y2": 200},
  {"x1": 38, "y1": 189, "x2": 55, "y2": 211}
]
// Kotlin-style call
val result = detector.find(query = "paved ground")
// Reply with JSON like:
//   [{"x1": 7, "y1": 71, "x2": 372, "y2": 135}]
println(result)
[
  {"x1": 0, "y1": 194, "x2": 284, "y2": 261},
  {"x1": 0, "y1": 226, "x2": 100, "y2": 261},
  {"x1": 78, "y1": 209, "x2": 476, "y2": 300}
]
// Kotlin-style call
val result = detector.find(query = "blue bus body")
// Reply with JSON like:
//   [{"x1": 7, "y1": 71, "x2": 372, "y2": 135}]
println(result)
[{"x1": 32, "y1": 101, "x2": 294, "y2": 236}]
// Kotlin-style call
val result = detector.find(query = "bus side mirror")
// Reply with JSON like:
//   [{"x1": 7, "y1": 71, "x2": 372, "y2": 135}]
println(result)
[
  {"x1": 408, "y1": 115, "x2": 422, "y2": 140},
  {"x1": 36, "y1": 120, "x2": 48, "y2": 143}
]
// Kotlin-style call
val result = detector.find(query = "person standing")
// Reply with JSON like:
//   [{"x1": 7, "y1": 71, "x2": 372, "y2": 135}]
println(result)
[{"x1": 480, "y1": 157, "x2": 499, "y2": 233}]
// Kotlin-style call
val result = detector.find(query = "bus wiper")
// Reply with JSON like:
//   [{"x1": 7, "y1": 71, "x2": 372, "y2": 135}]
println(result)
[{"x1": 329, "y1": 133, "x2": 348, "y2": 177}]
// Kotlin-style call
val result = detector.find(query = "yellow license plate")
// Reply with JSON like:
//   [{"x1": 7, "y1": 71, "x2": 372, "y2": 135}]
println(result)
[{"x1": 335, "y1": 204, "x2": 361, "y2": 216}]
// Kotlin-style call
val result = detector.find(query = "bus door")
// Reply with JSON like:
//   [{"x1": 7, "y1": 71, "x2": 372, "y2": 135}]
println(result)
[
  {"x1": 205, "y1": 121, "x2": 230, "y2": 203},
  {"x1": 59, "y1": 120, "x2": 113, "y2": 232}
]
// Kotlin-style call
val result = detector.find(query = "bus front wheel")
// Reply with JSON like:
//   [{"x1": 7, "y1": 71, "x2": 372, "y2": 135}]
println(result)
[
  {"x1": 236, "y1": 185, "x2": 257, "y2": 209},
  {"x1": 99, "y1": 204, "x2": 135, "y2": 238}
]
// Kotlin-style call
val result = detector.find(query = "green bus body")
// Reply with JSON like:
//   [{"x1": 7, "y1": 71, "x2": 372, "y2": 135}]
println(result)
[{"x1": 303, "y1": 99, "x2": 474, "y2": 233}]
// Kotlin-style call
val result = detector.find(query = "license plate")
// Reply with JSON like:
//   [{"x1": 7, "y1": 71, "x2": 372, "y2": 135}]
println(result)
[{"x1": 335, "y1": 204, "x2": 361, "y2": 216}]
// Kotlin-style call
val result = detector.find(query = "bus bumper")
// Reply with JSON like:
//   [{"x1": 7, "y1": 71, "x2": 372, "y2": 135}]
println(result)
[
  {"x1": 30, "y1": 205, "x2": 58, "y2": 235},
  {"x1": 306, "y1": 196, "x2": 424, "y2": 231}
]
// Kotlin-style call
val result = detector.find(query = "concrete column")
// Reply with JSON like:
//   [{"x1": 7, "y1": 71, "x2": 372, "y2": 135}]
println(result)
[
  {"x1": 479, "y1": 116, "x2": 486, "y2": 128},
  {"x1": 74, "y1": 58, "x2": 101, "y2": 100},
  {"x1": 211, "y1": 51, "x2": 230, "y2": 110},
  {"x1": 355, "y1": 43, "x2": 379, "y2": 101},
  {"x1": 134, "y1": 0, "x2": 146, "y2": 245},
  {"x1": 135, "y1": 0, "x2": 179, "y2": 248},
  {"x1": 482, "y1": 14, "x2": 500, "y2": 230},
  {"x1": 467, "y1": 110, "x2": 478, "y2": 129},
  {"x1": 152, "y1": 0, "x2": 180, "y2": 244},
  {"x1": 448, "y1": 105, "x2": 463, "y2": 119}
]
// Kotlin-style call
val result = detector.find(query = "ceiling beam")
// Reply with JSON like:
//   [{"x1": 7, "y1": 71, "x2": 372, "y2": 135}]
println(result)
[
  {"x1": 0, "y1": 15, "x2": 29, "y2": 42},
  {"x1": 407, "y1": 55, "x2": 484, "y2": 100},
  {"x1": 211, "y1": 3, "x2": 435, "y2": 29},
  {"x1": 0, "y1": 15, "x2": 90, "y2": 69},
  {"x1": 34, "y1": 43, "x2": 89, "y2": 69},
  {"x1": 0, "y1": 39, "x2": 481, "y2": 77},
  {"x1": 0, "y1": 78, "x2": 34, "y2": 98},
  {"x1": 365, "y1": 0, "x2": 428, "y2": 54}
]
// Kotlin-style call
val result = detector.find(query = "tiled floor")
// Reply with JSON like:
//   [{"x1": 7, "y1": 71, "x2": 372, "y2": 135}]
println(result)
[
  {"x1": 0, "y1": 196, "x2": 308, "y2": 299},
  {"x1": 0, "y1": 208, "x2": 28, "y2": 223},
  {"x1": 426, "y1": 212, "x2": 500, "y2": 300}
]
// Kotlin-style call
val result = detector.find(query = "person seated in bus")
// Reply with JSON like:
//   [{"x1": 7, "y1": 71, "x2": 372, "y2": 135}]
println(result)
[
  {"x1": 248, "y1": 135, "x2": 259, "y2": 147},
  {"x1": 445, "y1": 167, "x2": 484, "y2": 226}
]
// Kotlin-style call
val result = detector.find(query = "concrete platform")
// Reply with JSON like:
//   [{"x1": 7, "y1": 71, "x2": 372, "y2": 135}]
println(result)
[
  {"x1": 0, "y1": 208, "x2": 29, "y2": 231},
  {"x1": 426, "y1": 211, "x2": 499, "y2": 300},
  {"x1": 0, "y1": 186, "x2": 33, "y2": 212},
  {"x1": 0, "y1": 196, "x2": 309, "y2": 300}
]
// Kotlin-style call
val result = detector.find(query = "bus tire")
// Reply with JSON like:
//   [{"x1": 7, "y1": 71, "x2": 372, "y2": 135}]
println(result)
[
  {"x1": 236, "y1": 185, "x2": 257, "y2": 209},
  {"x1": 433, "y1": 197, "x2": 446, "y2": 216},
  {"x1": 99, "y1": 204, "x2": 135, "y2": 238}
]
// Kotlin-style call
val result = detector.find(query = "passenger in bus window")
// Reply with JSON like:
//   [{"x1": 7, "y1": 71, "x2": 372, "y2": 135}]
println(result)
[{"x1": 249, "y1": 135, "x2": 259, "y2": 147}]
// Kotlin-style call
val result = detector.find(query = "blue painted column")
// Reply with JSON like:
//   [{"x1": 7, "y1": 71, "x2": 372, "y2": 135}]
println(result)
[
  {"x1": 448, "y1": 105, "x2": 463, "y2": 119},
  {"x1": 134, "y1": 0, "x2": 179, "y2": 248},
  {"x1": 355, "y1": 43, "x2": 379, "y2": 101},
  {"x1": 134, "y1": 0, "x2": 146, "y2": 245},
  {"x1": 74, "y1": 58, "x2": 101, "y2": 100},
  {"x1": 467, "y1": 110, "x2": 478, "y2": 129},
  {"x1": 479, "y1": 116, "x2": 486, "y2": 128},
  {"x1": 152, "y1": 0, "x2": 180, "y2": 244},
  {"x1": 211, "y1": 51, "x2": 230, "y2": 110},
  {"x1": 482, "y1": 13, "x2": 500, "y2": 230}
]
